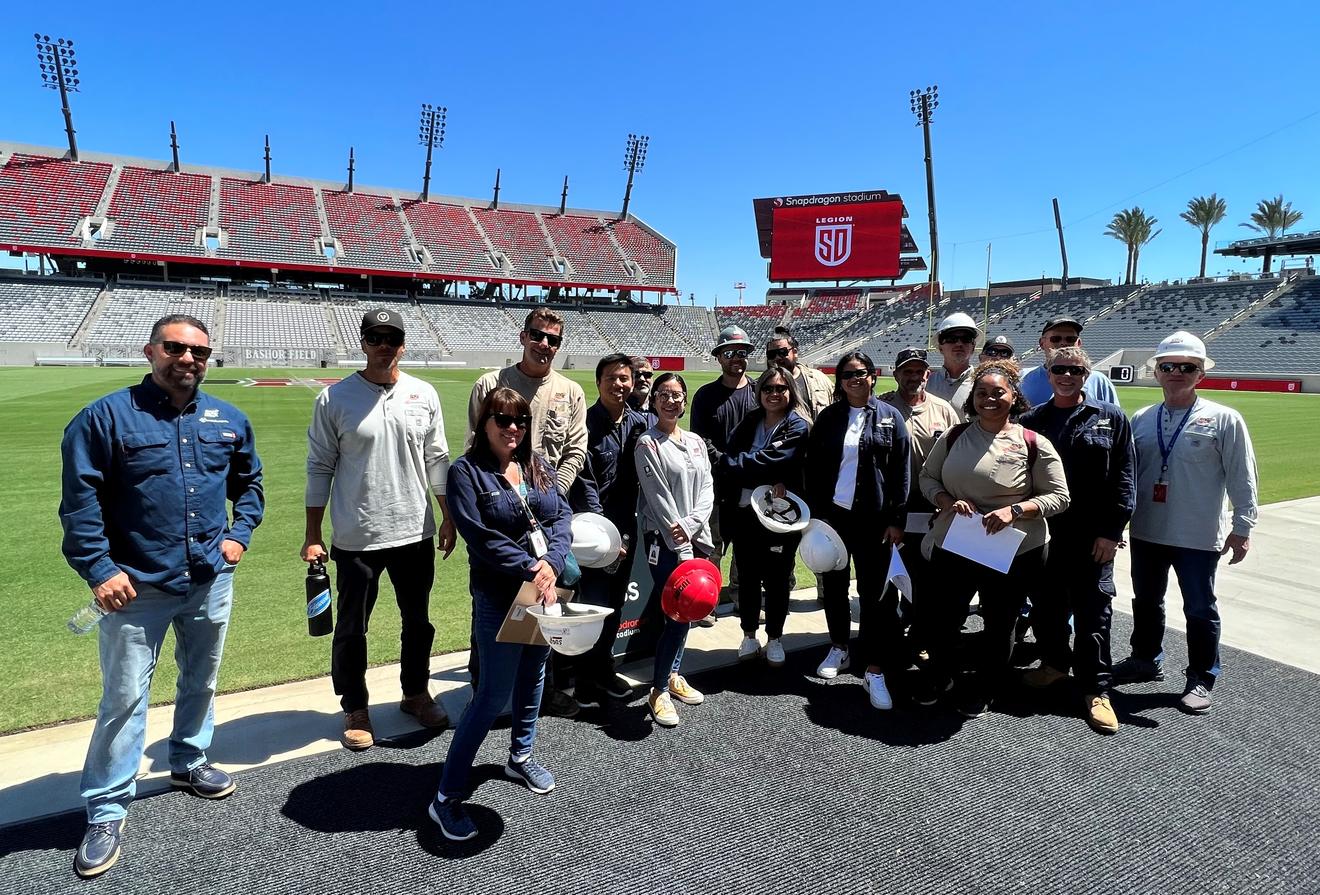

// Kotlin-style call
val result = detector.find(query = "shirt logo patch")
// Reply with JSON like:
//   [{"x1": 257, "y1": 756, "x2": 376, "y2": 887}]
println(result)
[
  {"x1": 221, "y1": 430, "x2": 237, "y2": 440},
  {"x1": 204, "y1": 409, "x2": 219, "y2": 418}
]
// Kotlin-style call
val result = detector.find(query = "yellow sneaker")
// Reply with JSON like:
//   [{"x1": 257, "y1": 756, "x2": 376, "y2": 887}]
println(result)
[
  {"x1": 668, "y1": 673, "x2": 705, "y2": 706},
  {"x1": 648, "y1": 689, "x2": 680, "y2": 727},
  {"x1": 1085, "y1": 693, "x2": 1119, "y2": 734}
]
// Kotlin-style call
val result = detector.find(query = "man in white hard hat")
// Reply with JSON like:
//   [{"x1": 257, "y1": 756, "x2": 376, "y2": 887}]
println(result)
[
  {"x1": 1112, "y1": 331, "x2": 1258, "y2": 716},
  {"x1": 927, "y1": 312, "x2": 980, "y2": 420}
]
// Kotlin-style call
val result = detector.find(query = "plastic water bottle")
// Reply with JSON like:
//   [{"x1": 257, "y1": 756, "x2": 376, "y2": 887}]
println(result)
[
  {"x1": 68, "y1": 600, "x2": 108, "y2": 635},
  {"x1": 306, "y1": 560, "x2": 333, "y2": 637}
]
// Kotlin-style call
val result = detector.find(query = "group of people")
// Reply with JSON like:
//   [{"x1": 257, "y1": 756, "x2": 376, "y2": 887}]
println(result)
[{"x1": 57, "y1": 301, "x2": 1259, "y2": 871}]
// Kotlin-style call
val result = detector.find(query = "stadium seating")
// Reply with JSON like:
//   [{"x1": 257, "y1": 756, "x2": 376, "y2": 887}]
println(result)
[
  {"x1": 224, "y1": 300, "x2": 336, "y2": 348},
  {"x1": 85, "y1": 287, "x2": 216, "y2": 348},
  {"x1": 107, "y1": 167, "x2": 211, "y2": 257},
  {"x1": 562, "y1": 312, "x2": 617, "y2": 357},
  {"x1": 987, "y1": 286, "x2": 1139, "y2": 359},
  {"x1": 542, "y1": 214, "x2": 631, "y2": 285},
  {"x1": 331, "y1": 299, "x2": 445, "y2": 353},
  {"x1": 1206, "y1": 277, "x2": 1320, "y2": 373},
  {"x1": 322, "y1": 191, "x2": 412, "y2": 270},
  {"x1": 659, "y1": 305, "x2": 719, "y2": 353},
  {"x1": 402, "y1": 201, "x2": 497, "y2": 277},
  {"x1": 218, "y1": 179, "x2": 326, "y2": 267},
  {"x1": 588, "y1": 309, "x2": 694, "y2": 355},
  {"x1": 421, "y1": 302, "x2": 521, "y2": 351},
  {"x1": 716, "y1": 304, "x2": 786, "y2": 353},
  {"x1": 473, "y1": 209, "x2": 556, "y2": 280},
  {"x1": 610, "y1": 220, "x2": 677, "y2": 284},
  {"x1": 0, "y1": 153, "x2": 112, "y2": 248},
  {"x1": 0, "y1": 277, "x2": 100, "y2": 342}
]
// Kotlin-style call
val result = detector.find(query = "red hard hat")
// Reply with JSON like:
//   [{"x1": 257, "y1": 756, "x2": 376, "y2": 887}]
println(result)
[{"x1": 661, "y1": 558, "x2": 723, "y2": 623}]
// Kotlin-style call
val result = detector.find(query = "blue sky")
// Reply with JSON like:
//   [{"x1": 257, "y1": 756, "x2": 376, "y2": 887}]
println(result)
[{"x1": 4, "y1": 1, "x2": 1318, "y2": 303}]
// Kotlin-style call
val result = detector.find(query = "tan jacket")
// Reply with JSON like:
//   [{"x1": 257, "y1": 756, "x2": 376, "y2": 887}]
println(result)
[
  {"x1": 468, "y1": 364, "x2": 587, "y2": 494},
  {"x1": 791, "y1": 364, "x2": 835, "y2": 421}
]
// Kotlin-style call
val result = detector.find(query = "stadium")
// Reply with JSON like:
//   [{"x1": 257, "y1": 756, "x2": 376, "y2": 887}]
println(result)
[{"x1": 3, "y1": 13, "x2": 1320, "y2": 895}]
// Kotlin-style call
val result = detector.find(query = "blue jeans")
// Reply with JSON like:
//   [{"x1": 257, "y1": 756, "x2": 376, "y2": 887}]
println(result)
[
  {"x1": 439, "y1": 589, "x2": 549, "y2": 800},
  {"x1": 647, "y1": 538, "x2": 690, "y2": 691},
  {"x1": 1129, "y1": 539, "x2": 1223, "y2": 687},
  {"x1": 82, "y1": 566, "x2": 235, "y2": 823}
]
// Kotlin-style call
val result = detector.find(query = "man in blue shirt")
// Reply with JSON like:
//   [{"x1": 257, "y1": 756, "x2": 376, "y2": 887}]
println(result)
[
  {"x1": 1019, "y1": 316, "x2": 1119, "y2": 408},
  {"x1": 60, "y1": 315, "x2": 264, "y2": 879}
]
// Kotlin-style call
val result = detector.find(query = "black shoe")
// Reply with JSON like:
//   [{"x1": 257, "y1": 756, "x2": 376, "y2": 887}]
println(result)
[
  {"x1": 1112, "y1": 656, "x2": 1165, "y2": 684},
  {"x1": 600, "y1": 672, "x2": 635, "y2": 700},
  {"x1": 540, "y1": 688, "x2": 580, "y2": 718},
  {"x1": 74, "y1": 819, "x2": 124, "y2": 878},
  {"x1": 574, "y1": 681, "x2": 604, "y2": 710},
  {"x1": 956, "y1": 697, "x2": 992, "y2": 719},
  {"x1": 912, "y1": 674, "x2": 953, "y2": 707},
  {"x1": 169, "y1": 763, "x2": 236, "y2": 799}
]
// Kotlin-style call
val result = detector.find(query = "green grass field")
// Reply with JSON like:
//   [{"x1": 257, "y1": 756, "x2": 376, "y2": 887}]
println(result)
[{"x1": 1, "y1": 366, "x2": 1316, "y2": 734}]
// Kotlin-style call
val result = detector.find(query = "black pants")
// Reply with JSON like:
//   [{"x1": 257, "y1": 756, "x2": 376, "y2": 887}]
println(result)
[
  {"x1": 728, "y1": 505, "x2": 800, "y2": 639},
  {"x1": 899, "y1": 530, "x2": 936, "y2": 655},
  {"x1": 330, "y1": 538, "x2": 435, "y2": 713},
  {"x1": 927, "y1": 544, "x2": 1047, "y2": 700},
  {"x1": 572, "y1": 556, "x2": 635, "y2": 682},
  {"x1": 819, "y1": 505, "x2": 899, "y2": 671},
  {"x1": 1031, "y1": 532, "x2": 1115, "y2": 692}
]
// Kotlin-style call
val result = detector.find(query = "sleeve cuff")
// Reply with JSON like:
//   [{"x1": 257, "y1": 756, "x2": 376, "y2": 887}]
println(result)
[{"x1": 87, "y1": 557, "x2": 121, "y2": 589}]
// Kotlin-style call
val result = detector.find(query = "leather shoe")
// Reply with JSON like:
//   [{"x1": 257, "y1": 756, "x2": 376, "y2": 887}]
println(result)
[
  {"x1": 169, "y1": 763, "x2": 236, "y2": 799},
  {"x1": 400, "y1": 692, "x2": 450, "y2": 729},
  {"x1": 342, "y1": 708, "x2": 374, "y2": 750},
  {"x1": 74, "y1": 819, "x2": 124, "y2": 878}
]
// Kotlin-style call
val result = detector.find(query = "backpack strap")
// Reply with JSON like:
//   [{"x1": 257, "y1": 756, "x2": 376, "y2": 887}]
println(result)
[
  {"x1": 945, "y1": 421, "x2": 972, "y2": 452},
  {"x1": 947, "y1": 421, "x2": 1037, "y2": 468}
]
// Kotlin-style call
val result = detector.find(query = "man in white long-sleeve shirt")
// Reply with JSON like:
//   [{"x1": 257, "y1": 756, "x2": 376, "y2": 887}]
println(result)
[
  {"x1": 302, "y1": 309, "x2": 456, "y2": 750},
  {"x1": 1113, "y1": 331, "x2": 1258, "y2": 715}
]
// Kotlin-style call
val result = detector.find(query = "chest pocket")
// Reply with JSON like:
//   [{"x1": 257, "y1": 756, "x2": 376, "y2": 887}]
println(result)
[
  {"x1": 1182, "y1": 426, "x2": 1218, "y2": 462},
  {"x1": 1079, "y1": 427, "x2": 1113, "y2": 450},
  {"x1": 404, "y1": 409, "x2": 431, "y2": 444},
  {"x1": 119, "y1": 432, "x2": 172, "y2": 477},
  {"x1": 196, "y1": 428, "x2": 237, "y2": 473},
  {"x1": 871, "y1": 421, "x2": 895, "y2": 449}
]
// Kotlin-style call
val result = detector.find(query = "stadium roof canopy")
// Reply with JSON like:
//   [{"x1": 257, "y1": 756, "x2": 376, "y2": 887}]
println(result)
[
  {"x1": 0, "y1": 141, "x2": 677, "y2": 293},
  {"x1": 1215, "y1": 230, "x2": 1320, "y2": 260}
]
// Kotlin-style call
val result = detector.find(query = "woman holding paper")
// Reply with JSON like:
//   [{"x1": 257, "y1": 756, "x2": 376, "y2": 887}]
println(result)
[
  {"x1": 428, "y1": 388, "x2": 572, "y2": 842},
  {"x1": 918, "y1": 360, "x2": 1070, "y2": 719}
]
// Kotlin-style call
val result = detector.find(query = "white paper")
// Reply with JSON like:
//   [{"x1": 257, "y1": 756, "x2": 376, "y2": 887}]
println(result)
[
  {"x1": 942, "y1": 512, "x2": 1026, "y2": 574},
  {"x1": 904, "y1": 512, "x2": 933, "y2": 535},
  {"x1": 887, "y1": 547, "x2": 914, "y2": 603}
]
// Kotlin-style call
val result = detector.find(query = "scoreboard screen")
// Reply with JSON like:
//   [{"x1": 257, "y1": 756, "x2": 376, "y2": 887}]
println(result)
[{"x1": 754, "y1": 191, "x2": 917, "y2": 283}]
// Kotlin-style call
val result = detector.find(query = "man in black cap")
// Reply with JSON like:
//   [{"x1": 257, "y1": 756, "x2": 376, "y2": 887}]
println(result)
[
  {"x1": 980, "y1": 335, "x2": 1016, "y2": 363},
  {"x1": 1020, "y1": 316, "x2": 1119, "y2": 407},
  {"x1": 303, "y1": 308, "x2": 456, "y2": 750}
]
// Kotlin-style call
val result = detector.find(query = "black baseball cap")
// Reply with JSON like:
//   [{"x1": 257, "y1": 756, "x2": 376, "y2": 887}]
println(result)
[
  {"x1": 983, "y1": 334, "x2": 1015, "y2": 355},
  {"x1": 1041, "y1": 316, "x2": 1082, "y2": 334},
  {"x1": 361, "y1": 308, "x2": 405, "y2": 336},
  {"x1": 893, "y1": 347, "x2": 930, "y2": 370}
]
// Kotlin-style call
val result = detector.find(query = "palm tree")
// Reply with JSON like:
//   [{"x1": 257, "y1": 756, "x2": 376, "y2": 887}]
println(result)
[
  {"x1": 1241, "y1": 195, "x2": 1304, "y2": 273},
  {"x1": 1180, "y1": 194, "x2": 1227, "y2": 279},
  {"x1": 1104, "y1": 207, "x2": 1161, "y2": 284}
]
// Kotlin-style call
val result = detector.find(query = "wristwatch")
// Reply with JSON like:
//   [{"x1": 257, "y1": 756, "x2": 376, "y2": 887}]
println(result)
[{"x1": 1010, "y1": 503, "x2": 1024, "y2": 520}]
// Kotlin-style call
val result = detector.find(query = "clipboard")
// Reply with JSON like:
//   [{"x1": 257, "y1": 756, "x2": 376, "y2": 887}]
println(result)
[{"x1": 496, "y1": 581, "x2": 573, "y2": 646}]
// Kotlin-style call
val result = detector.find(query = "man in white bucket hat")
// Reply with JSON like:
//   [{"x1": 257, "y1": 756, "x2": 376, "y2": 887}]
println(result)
[{"x1": 1113, "y1": 331, "x2": 1258, "y2": 716}]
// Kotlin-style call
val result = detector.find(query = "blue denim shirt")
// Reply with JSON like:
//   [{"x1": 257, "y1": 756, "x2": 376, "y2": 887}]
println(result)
[{"x1": 60, "y1": 375, "x2": 265, "y2": 595}]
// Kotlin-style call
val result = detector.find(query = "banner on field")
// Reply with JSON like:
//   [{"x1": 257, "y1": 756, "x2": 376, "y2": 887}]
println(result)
[{"x1": 1200, "y1": 377, "x2": 1302, "y2": 393}]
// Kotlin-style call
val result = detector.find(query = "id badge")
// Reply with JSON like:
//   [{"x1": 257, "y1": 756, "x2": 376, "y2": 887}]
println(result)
[
  {"x1": 647, "y1": 540, "x2": 661, "y2": 566},
  {"x1": 529, "y1": 528, "x2": 549, "y2": 558},
  {"x1": 1152, "y1": 482, "x2": 1168, "y2": 504}
]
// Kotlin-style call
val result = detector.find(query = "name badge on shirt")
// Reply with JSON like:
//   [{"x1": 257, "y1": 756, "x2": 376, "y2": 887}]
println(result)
[
  {"x1": 648, "y1": 541, "x2": 661, "y2": 566},
  {"x1": 1153, "y1": 482, "x2": 1168, "y2": 503},
  {"x1": 529, "y1": 529, "x2": 549, "y2": 559}
]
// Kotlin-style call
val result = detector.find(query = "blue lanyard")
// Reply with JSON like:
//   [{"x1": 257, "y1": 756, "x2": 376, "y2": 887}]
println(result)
[{"x1": 1155, "y1": 402, "x2": 1197, "y2": 478}]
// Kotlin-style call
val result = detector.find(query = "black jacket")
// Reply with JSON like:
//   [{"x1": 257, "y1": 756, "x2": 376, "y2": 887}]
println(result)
[
  {"x1": 568, "y1": 401, "x2": 649, "y2": 528},
  {"x1": 805, "y1": 396, "x2": 910, "y2": 530},
  {"x1": 717, "y1": 409, "x2": 810, "y2": 517}
]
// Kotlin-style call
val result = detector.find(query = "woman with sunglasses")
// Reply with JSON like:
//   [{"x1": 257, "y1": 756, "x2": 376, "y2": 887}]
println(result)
[
  {"x1": 635, "y1": 372, "x2": 715, "y2": 727},
  {"x1": 918, "y1": 360, "x2": 1070, "y2": 718},
  {"x1": 429, "y1": 388, "x2": 572, "y2": 841},
  {"x1": 805, "y1": 352, "x2": 911, "y2": 709},
  {"x1": 720, "y1": 367, "x2": 811, "y2": 667}
]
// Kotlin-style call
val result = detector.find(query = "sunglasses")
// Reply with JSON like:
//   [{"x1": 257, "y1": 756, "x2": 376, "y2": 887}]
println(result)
[
  {"x1": 526, "y1": 328, "x2": 563, "y2": 348},
  {"x1": 761, "y1": 384, "x2": 791, "y2": 395},
  {"x1": 983, "y1": 347, "x2": 1014, "y2": 358},
  {"x1": 634, "y1": 370, "x2": 653, "y2": 380},
  {"x1": 492, "y1": 412, "x2": 532, "y2": 430},
  {"x1": 719, "y1": 348, "x2": 749, "y2": 360},
  {"x1": 939, "y1": 333, "x2": 975, "y2": 345},
  {"x1": 1046, "y1": 334, "x2": 1080, "y2": 346},
  {"x1": 1049, "y1": 364, "x2": 1088, "y2": 377},
  {"x1": 156, "y1": 340, "x2": 213, "y2": 361},
  {"x1": 363, "y1": 330, "x2": 404, "y2": 348},
  {"x1": 839, "y1": 368, "x2": 872, "y2": 381},
  {"x1": 1158, "y1": 361, "x2": 1201, "y2": 375},
  {"x1": 766, "y1": 347, "x2": 791, "y2": 359}
]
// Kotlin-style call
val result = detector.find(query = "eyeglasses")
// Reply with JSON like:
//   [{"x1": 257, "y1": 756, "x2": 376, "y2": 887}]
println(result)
[
  {"x1": 720, "y1": 348, "x2": 749, "y2": 360},
  {"x1": 983, "y1": 347, "x2": 1014, "y2": 359},
  {"x1": 938, "y1": 333, "x2": 975, "y2": 345},
  {"x1": 839, "y1": 368, "x2": 871, "y2": 381},
  {"x1": 492, "y1": 412, "x2": 532, "y2": 430},
  {"x1": 1158, "y1": 361, "x2": 1201, "y2": 375},
  {"x1": 526, "y1": 328, "x2": 563, "y2": 348},
  {"x1": 766, "y1": 347, "x2": 791, "y2": 359},
  {"x1": 1049, "y1": 364, "x2": 1088, "y2": 377},
  {"x1": 363, "y1": 330, "x2": 404, "y2": 348},
  {"x1": 156, "y1": 339, "x2": 213, "y2": 361},
  {"x1": 654, "y1": 391, "x2": 685, "y2": 404},
  {"x1": 1046, "y1": 334, "x2": 1080, "y2": 346},
  {"x1": 761, "y1": 384, "x2": 791, "y2": 395}
]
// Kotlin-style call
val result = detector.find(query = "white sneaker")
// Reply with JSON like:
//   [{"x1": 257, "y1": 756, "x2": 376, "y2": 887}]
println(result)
[
  {"x1": 737, "y1": 635, "x2": 761, "y2": 662},
  {"x1": 765, "y1": 638, "x2": 786, "y2": 667},
  {"x1": 816, "y1": 646, "x2": 850, "y2": 679},
  {"x1": 864, "y1": 671, "x2": 893, "y2": 710}
]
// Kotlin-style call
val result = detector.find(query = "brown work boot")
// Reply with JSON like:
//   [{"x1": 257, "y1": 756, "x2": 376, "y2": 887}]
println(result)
[
  {"x1": 342, "y1": 708, "x2": 374, "y2": 751},
  {"x1": 1084, "y1": 694, "x2": 1119, "y2": 734},
  {"x1": 400, "y1": 692, "x2": 450, "y2": 729}
]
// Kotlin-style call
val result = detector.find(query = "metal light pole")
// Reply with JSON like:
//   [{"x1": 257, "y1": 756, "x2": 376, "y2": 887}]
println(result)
[
  {"x1": 734, "y1": 281, "x2": 746, "y2": 305},
  {"x1": 35, "y1": 34, "x2": 81, "y2": 162},
  {"x1": 169, "y1": 121, "x2": 181, "y2": 172},
  {"x1": 910, "y1": 85, "x2": 940, "y2": 345},
  {"x1": 620, "y1": 133, "x2": 649, "y2": 219},
  {"x1": 418, "y1": 103, "x2": 447, "y2": 202}
]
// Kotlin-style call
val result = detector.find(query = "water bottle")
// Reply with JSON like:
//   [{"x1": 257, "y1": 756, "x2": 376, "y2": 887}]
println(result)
[
  {"x1": 305, "y1": 559, "x2": 333, "y2": 637},
  {"x1": 68, "y1": 600, "x2": 108, "y2": 635}
]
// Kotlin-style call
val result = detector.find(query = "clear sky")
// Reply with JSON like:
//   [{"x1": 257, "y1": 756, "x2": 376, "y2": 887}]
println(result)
[{"x1": 3, "y1": 1, "x2": 1318, "y2": 303}]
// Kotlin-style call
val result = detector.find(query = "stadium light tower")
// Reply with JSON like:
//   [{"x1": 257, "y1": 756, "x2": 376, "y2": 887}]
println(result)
[
  {"x1": 909, "y1": 86, "x2": 939, "y2": 285},
  {"x1": 418, "y1": 103, "x2": 447, "y2": 202},
  {"x1": 35, "y1": 34, "x2": 81, "y2": 162},
  {"x1": 620, "y1": 133, "x2": 649, "y2": 219}
]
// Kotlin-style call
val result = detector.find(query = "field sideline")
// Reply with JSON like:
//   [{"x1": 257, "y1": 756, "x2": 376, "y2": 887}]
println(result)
[{"x1": 1, "y1": 365, "x2": 1316, "y2": 734}]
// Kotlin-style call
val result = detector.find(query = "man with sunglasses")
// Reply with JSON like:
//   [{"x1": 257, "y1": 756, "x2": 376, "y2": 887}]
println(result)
[
  {"x1": 765, "y1": 325, "x2": 833, "y2": 422},
  {"x1": 60, "y1": 315, "x2": 264, "y2": 878},
  {"x1": 1019, "y1": 346, "x2": 1135, "y2": 734},
  {"x1": 628, "y1": 355, "x2": 655, "y2": 416},
  {"x1": 927, "y1": 312, "x2": 981, "y2": 421},
  {"x1": 1019, "y1": 317, "x2": 1119, "y2": 408},
  {"x1": 980, "y1": 334, "x2": 1016, "y2": 363},
  {"x1": 1114, "y1": 331, "x2": 1258, "y2": 716},
  {"x1": 304, "y1": 309, "x2": 456, "y2": 750}
]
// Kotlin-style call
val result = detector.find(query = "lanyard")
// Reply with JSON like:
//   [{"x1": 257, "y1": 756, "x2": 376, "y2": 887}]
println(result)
[
  {"x1": 1155, "y1": 402, "x2": 1197, "y2": 479},
  {"x1": 507, "y1": 466, "x2": 542, "y2": 534}
]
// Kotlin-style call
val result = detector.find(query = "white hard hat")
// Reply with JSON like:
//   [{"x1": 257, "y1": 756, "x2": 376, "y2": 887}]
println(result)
[
  {"x1": 527, "y1": 602, "x2": 613, "y2": 656},
  {"x1": 570, "y1": 513, "x2": 624, "y2": 569},
  {"x1": 750, "y1": 486, "x2": 811, "y2": 534},
  {"x1": 936, "y1": 311, "x2": 981, "y2": 337},
  {"x1": 799, "y1": 519, "x2": 849, "y2": 573},
  {"x1": 1153, "y1": 330, "x2": 1215, "y2": 370}
]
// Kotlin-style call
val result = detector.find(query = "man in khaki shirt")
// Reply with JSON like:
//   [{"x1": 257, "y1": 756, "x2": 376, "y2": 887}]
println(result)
[{"x1": 765, "y1": 326, "x2": 834, "y2": 422}]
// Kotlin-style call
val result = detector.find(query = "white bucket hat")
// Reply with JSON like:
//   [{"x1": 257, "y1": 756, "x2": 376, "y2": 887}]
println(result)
[
  {"x1": 570, "y1": 513, "x2": 624, "y2": 569},
  {"x1": 750, "y1": 486, "x2": 811, "y2": 534},
  {"x1": 1153, "y1": 330, "x2": 1215, "y2": 371},
  {"x1": 799, "y1": 519, "x2": 849, "y2": 573},
  {"x1": 526, "y1": 603, "x2": 613, "y2": 656}
]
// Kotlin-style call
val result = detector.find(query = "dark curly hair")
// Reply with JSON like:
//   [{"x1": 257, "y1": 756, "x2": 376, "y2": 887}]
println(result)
[{"x1": 963, "y1": 358, "x2": 1031, "y2": 418}]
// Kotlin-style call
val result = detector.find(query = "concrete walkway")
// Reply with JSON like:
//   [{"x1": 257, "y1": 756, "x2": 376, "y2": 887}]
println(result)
[{"x1": 3, "y1": 496, "x2": 1316, "y2": 829}]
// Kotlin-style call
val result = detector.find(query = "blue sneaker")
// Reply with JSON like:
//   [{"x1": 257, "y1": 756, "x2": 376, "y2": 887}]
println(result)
[
  {"x1": 169, "y1": 763, "x2": 236, "y2": 799},
  {"x1": 504, "y1": 756, "x2": 555, "y2": 794},
  {"x1": 428, "y1": 796, "x2": 477, "y2": 841},
  {"x1": 74, "y1": 819, "x2": 124, "y2": 878}
]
